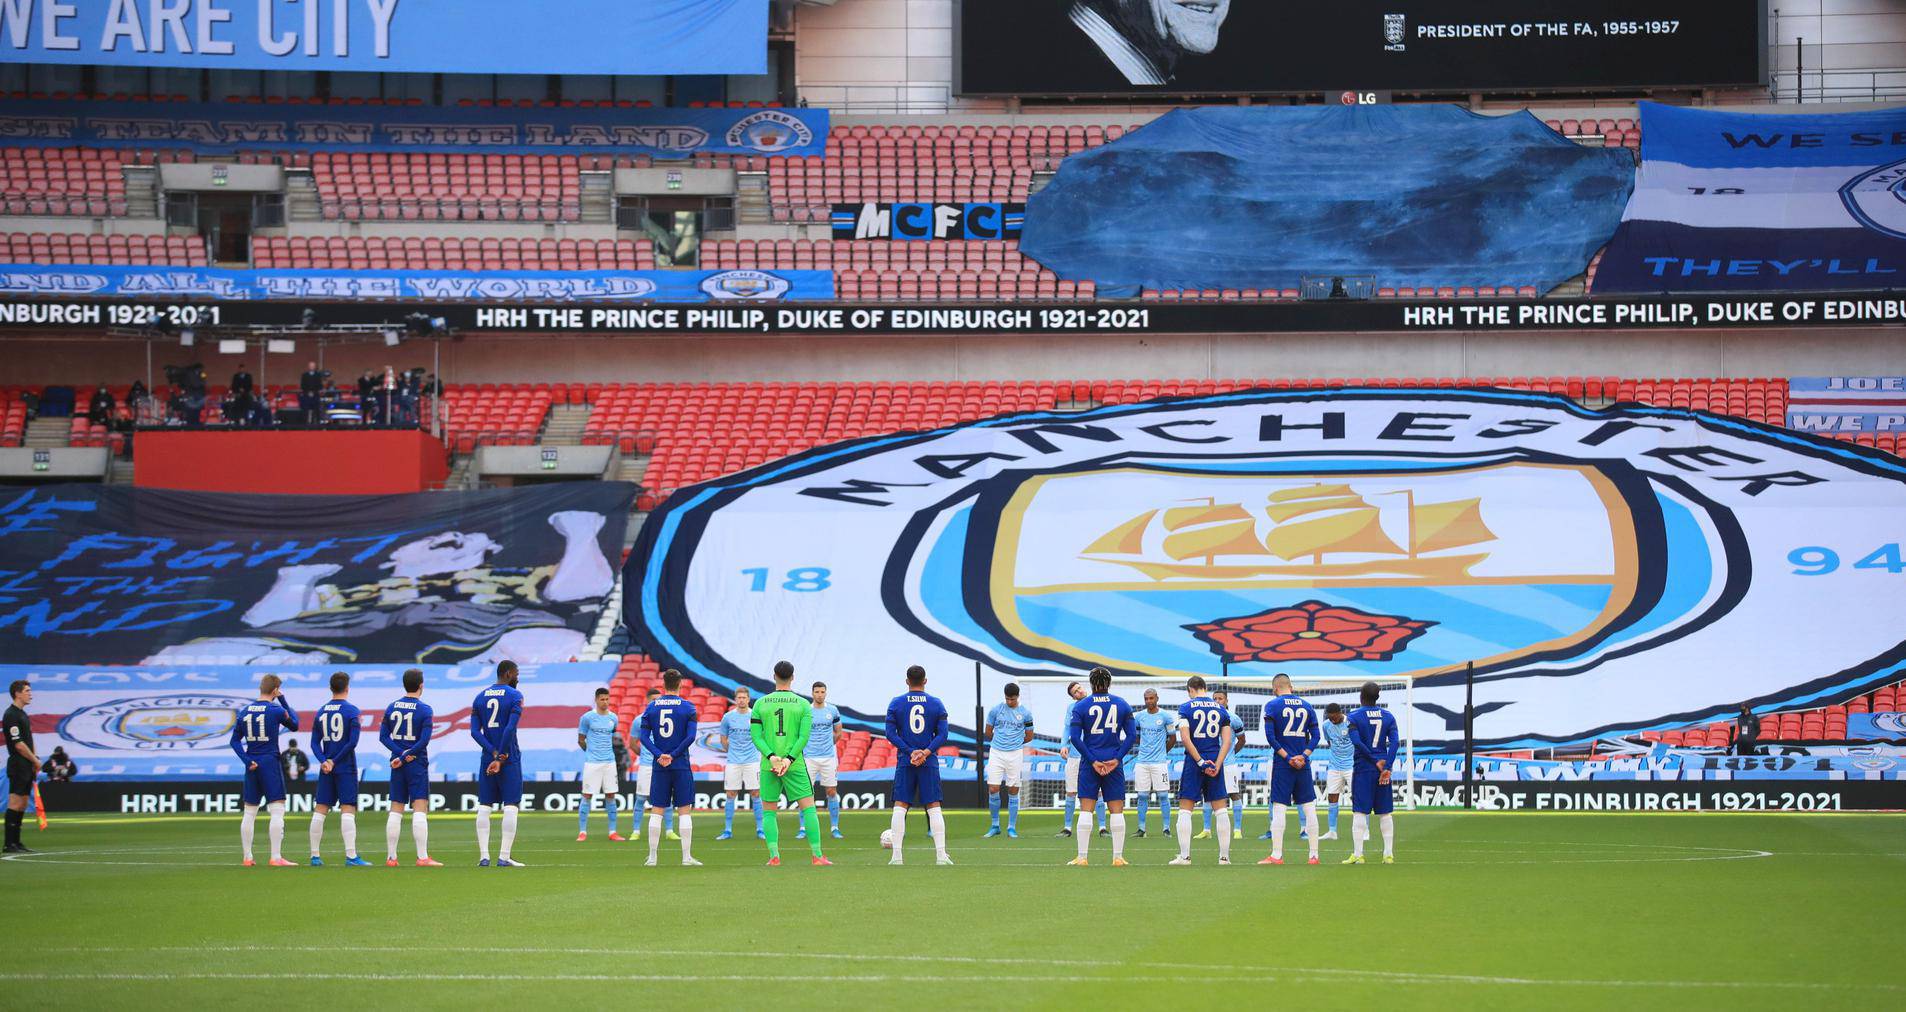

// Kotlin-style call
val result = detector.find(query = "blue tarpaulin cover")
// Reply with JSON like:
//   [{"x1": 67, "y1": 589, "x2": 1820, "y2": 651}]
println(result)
[{"x1": 1021, "y1": 105, "x2": 1635, "y2": 296}]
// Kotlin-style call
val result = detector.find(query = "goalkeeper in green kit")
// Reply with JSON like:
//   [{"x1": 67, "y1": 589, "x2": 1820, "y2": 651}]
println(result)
[{"x1": 750, "y1": 660, "x2": 832, "y2": 867}]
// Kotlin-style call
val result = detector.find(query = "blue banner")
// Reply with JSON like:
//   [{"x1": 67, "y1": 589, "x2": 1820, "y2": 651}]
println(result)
[
  {"x1": 1848, "y1": 713, "x2": 1906, "y2": 741},
  {"x1": 1785, "y1": 376, "x2": 1906, "y2": 435},
  {"x1": 1596, "y1": 102, "x2": 1906, "y2": 293},
  {"x1": 0, "y1": 265, "x2": 836, "y2": 302},
  {"x1": 0, "y1": 0, "x2": 765, "y2": 75},
  {"x1": 830, "y1": 203, "x2": 1025, "y2": 240},
  {"x1": 0, "y1": 99, "x2": 826, "y2": 158}
]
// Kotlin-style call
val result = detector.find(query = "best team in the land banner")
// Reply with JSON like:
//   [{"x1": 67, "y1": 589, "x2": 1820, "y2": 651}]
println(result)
[{"x1": 211, "y1": 661, "x2": 1402, "y2": 868}]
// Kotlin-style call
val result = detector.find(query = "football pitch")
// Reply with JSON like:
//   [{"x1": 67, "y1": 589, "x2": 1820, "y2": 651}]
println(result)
[{"x1": 2, "y1": 809, "x2": 1900, "y2": 1010}]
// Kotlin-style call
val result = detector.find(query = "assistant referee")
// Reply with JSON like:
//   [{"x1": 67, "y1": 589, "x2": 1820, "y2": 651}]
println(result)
[{"x1": 5, "y1": 680, "x2": 38, "y2": 853}]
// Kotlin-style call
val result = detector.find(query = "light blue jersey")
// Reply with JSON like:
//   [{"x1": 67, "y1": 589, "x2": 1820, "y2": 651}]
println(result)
[
  {"x1": 1323, "y1": 718, "x2": 1356, "y2": 770},
  {"x1": 986, "y1": 702, "x2": 1033, "y2": 751},
  {"x1": 578, "y1": 709, "x2": 618, "y2": 763},
  {"x1": 1134, "y1": 707, "x2": 1175, "y2": 763},
  {"x1": 805, "y1": 703, "x2": 841, "y2": 759},
  {"x1": 1062, "y1": 698, "x2": 1082, "y2": 757},
  {"x1": 720, "y1": 708, "x2": 759, "y2": 764}
]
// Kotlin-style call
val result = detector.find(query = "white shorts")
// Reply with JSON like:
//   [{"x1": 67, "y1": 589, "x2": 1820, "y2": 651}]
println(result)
[
  {"x1": 581, "y1": 760, "x2": 619, "y2": 796},
  {"x1": 806, "y1": 755, "x2": 839, "y2": 788},
  {"x1": 1223, "y1": 763, "x2": 1243, "y2": 794},
  {"x1": 985, "y1": 748, "x2": 1024, "y2": 787},
  {"x1": 1064, "y1": 755, "x2": 1080, "y2": 794},
  {"x1": 723, "y1": 761, "x2": 760, "y2": 791},
  {"x1": 1133, "y1": 762, "x2": 1171, "y2": 794},
  {"x1": 635, "y1": 764, "x2": 651, "y2": 797},
  {"x1": 1326, "y1": 768, "x2": 1353, "y2": 796}
]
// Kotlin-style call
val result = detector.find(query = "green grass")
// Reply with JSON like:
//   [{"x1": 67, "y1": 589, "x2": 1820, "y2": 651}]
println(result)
[{"x1": 2, "y1": 808, "x2": 1901, "y2": 1010}]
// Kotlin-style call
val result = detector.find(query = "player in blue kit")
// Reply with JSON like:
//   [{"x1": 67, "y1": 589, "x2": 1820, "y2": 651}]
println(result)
[
  {"x1": 716, "y1": 686, "x2": 764, "y2": 841},
  {"x1": 797, "y1": 681, "x2": 846, "y2": 840},
  {"x1": 884, "y1": 665, "x2": 952, "y2": 866},
  {"x1": 1067, "y1": 667, "x2": 1135, "y2": 867},
  {"x1": 1130, "y1": 688, "x2": 1175, "y2": 837},
  {"x1": 308, "y1": 671, "x2": 369, "y2": 867},
  {"x1": 982, "y1": 683, "x2": 1033, "y2": 838},
  {"x1": 1319, "y1": 702, "x2": 1354, "y2": 840},
  {"x1": 380, "y1": 668, "x2": 438, "y2": 866},
  {"x1": 1171, "y1": 675, "x2": 1235, "y2": 865},
  {"x1": 472, "y1": 660, "x2": 527, "y2": 867},
  {"x1": 1346, "y1": 681, "x2": 1400, "y2": 865},
  {"x1": 1055, "y1": 682, "x2": 1108, "y2": 838},
  {"x1": 1259, "y1": 673, "x2": 1322, "y2": 866},
  {"x1": 577, "y1": 687, "x2": 624, "y2": 842},
  {"x1": 230, "y1": 674, "x2": 299, "y2": 867},
  {"x1": 640, "y1": 668, "x2": 702, "y2": 866}
]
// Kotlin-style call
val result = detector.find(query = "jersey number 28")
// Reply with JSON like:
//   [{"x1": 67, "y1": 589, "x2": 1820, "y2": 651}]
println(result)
[{"x1": 1191, "y1": 709, "x2": 1221, "y2": 740}]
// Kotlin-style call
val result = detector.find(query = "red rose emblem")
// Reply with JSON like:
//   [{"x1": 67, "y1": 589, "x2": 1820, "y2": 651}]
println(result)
[{"x1": 1186, "y1": 600, "x2": 1433, "y2": 663}]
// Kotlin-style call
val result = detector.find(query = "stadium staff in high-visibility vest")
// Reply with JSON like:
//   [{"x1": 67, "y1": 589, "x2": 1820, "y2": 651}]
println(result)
[{"x1": 4, "y1": 680, "x2": 38, "y2": 853}]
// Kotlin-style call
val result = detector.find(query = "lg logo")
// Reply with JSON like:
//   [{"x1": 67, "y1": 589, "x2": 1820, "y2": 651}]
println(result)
[{"x1": 1340, "y1": 90, "x2": 1384, "y2": 105}]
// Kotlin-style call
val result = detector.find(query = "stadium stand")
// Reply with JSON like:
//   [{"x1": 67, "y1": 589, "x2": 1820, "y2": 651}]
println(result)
[
  {"x1": 253, "y1": 236, "x2": 655, "y2": 271},
  {"x1": 309, "y1": 152, "x2": 582, "y2": 221},
  {"x1": 1, "y1": 232, "x2": 205, "y2": 265},
  {"x1": 0, "y1": 147, "x2": 132, "y2": 216}
]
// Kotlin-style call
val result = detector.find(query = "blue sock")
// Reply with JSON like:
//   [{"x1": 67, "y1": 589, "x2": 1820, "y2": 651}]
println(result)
[
  {"x1": 1097, "y1": 807, "x2": 1107, "y2": 830},
  {"x1": 1135, "y1": 792, "x2": 1149, "y2": 830},
  {"x1": 607, "y1": 797, "x2": 619, "y2": 834},
  {"x1": 827, "y1": 794, "x2": 840, "y2": 829},
  {"x1": 1202, "y1": 802, "x2": 1213, "y2": 830},
  {"x1": 724, "y1": 794, "x2": 736, "y2": 833},
  {"x1": 1007, "y1": 793, "x2": 1019, "y2": 830},
  {"x1": 1063, "y1": 793, "x2": 1076, "y2": 828},
  {"x1": 988, "y1": 791, "x2": 1002, "y2": 828},
  {"x1": 753, "y1": 798, "x2": 764, "y2": 834},
  {"x1": 578, "y1": 795, "x2": 591, "y2": 833},
  {"x1": 1328, "y1": 801, "x2": 1339, "y2": 833}
]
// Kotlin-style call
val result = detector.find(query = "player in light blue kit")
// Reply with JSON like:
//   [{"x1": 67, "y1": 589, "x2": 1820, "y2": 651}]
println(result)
[
  {"x1": 1259, "y1": 673, "x2": 1322, "y2": 865},
  {"x1": 1130, "y1": 688, "x2": 1176, "y2": 837},
  {"x1": 1319, "y1": 701, "x2": 1354, "y2": 840},
  {"x1": 379, "y1": 668, "x2": 438, "y2": 867},
  {"x1": 308, "y1": 671, "x2": 369, "y2": 866},
  {"x1": 1346, "y1": 680, "x2": 1400, "y2": 864},
  {"x1": 983, "y1": 683, "x2": 1033, "y2": 838},
  {"x1": 471, "y1": 660, "x2": 527, "y2": 867},
  {"x1": 577, "y1": 687, "x2": 624, "y2": 842},
  {"x1": 1066, "y1": 667, "x2": 1135, "y2": 866},
  {"x1": 640, "y1": 668, "x2": 702, "y2": 866},
  {"x1": 797, "y1": 680, "x2": 846, "y2": 840},
  {"x1": 717, "y1": 687, "x2": 764, "y2": 841},
  {"x1": 1172, "y1": 675, "x2": 1235, "y2": 865},
  {"x1": 884, "y1": 665, "x2": 951, "y2": 866},
  {"x1": 230, "y1": 673, "x2": 299, "y2": 867}
]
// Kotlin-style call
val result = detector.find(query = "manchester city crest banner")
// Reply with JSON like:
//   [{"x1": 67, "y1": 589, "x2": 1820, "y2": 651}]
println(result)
[
  {"x1": 0, "y1": 482, "x2": 634, "y2": 666},
  {"x1": 623, "y1": 389, "x2": 1906, "y2": 748},
  {"x1": 1596, "y1": 102, "x2": 1906, "y2": 293}
]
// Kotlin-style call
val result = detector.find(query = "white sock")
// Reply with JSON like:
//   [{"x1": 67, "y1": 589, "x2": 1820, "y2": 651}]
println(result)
[
  {"x1": 475, "y1": 805, "x2": 493, "y2": 861},
  {"x1": 1076, "y1": 812, "x2": 1092, "y2": 859},
  {"x1": 341, "y1": 812, "x2": 358, "y2": 859},
  {"x1": 385, "y1": 812, "x2": 401, "y2": 860},
  {"x1": 889, "y1": 807, "x2": 907, "y2": 858},
  {"x1": 1380, "y1": 813, "x2": 1395, "y2": 857},
  {"x1": 1353, "y1": 812, "x2": 1369, "y2": 856},
  {"x1": 267, "y1": 802, "x2": 285, "y2": 861},
  {"x1": 1175, "y1": 810, "x2": 1192, "y2": 859},
  {"x1": 1110, "y1": 813, "x2": 1126, "y2": 860},
  {"x1": 1270, "y1": 802, "x2": 1287, "y2": 859},
  {"x1": 308, "y1": 810, "x2": 326, "y2": 858},
  {"x1": 679, "y1": 814, "x2": 694, "y2": 860},
  {"x1": 1301, "y1": 804, "x2": 1319, "y2": 858},
  {"x1": 411, "y1": 810, "x2": 429, "y2": 860},
  {"x1": 1215, "y1": 808, "x2": 1232, "y2": 860},
  {"x1": 501, "y1": 805, "x2": 519, "y2": 860},
  {"x1": 927, "y1": 807, "x2": 948, "y2": 859},
  {"x1": 647, "y1": 812, "x2": 663, "y2": 861},
  {"x1": 240, "y1": 805, "x2": 257, "y2": 861}
]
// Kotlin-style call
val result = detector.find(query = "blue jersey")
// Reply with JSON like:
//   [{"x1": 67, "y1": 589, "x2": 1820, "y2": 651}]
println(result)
[
  {"x1": 379, "y1": 697, "x2": 433, "y2": 760},
  {"x1": 1062, "y1": 699, "x2": 1082, "y2": 757},
  {"x1": 471, "y1": 682, "x2": 524, "y2": 765},
  {"x1": 640, "y1": 694, "x2": 698, "y2": 761},
  {"x1": 1176, "y1": 697, "x2": 1234, "y2": 765},
  {"x1": 578, "y1": 709, "x2": 618, "y2": 763},
  {"x1": 229, "y1": 698, "x2": 298, "y2": 764},
  {"x1": 805, "y1": 703, "x2": 841, "y2": 759},
  {"x1": 1348, "y1": 705, "x2": 1400, "y2": 770},
  {"x1": 884, "y1": 692, "x2": 949, "y2": 756},
  {"x1": 720, "y1": 708, "x2": 759, "y2": 764},
  {"x1": 1133, "y1": 708, "x2": 1175, "y2": 763},
  {"x1": 1322, "y1": 718, "x2": 1356, "y2": 769},
  {"x1": 1265, "y1": 694, "x2": 1320, "y2": 758},
  {"x1": 313, "y1": 699, "x2": 361, "y2": 768},
  {"x1": 1068, "y1": 693, "x2": 1135, "y2": 763},
  {"x1": 985, "y1": 702, "x2": 1033, "y2": 752}
]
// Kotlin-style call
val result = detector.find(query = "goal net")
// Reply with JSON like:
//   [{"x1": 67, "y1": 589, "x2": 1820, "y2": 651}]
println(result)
[{"x1": 992, "y1": 674, "x2": 1416, "y2": 818}]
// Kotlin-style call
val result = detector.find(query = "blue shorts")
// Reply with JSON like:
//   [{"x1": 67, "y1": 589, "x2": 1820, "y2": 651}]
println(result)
[
  {"x1": 648, "y1": 762, "x2": 695, "y2": 810},
  {"x1": 477, "y1": 760, "x2": 524, "y2": 807},
  {"x1": 1076, "y1": 761, "x2": 1126, "y2": 803},
  {"x1": 1178, "y1": 762, "x2": 1227, "y2": 803},
  {"x1": 314, "y1": 764, "x2": 360, "y2": 808},
  {"x1": 389, "y1": 757, "x2": 430, "y2": 806},
  {"x1": 1270, "y1": 760, "x2": 1318, "y2": 806},
  {"x1": 892, "y1": 760, "x2": 943, "y2": 807},
  {"x1": 241, "y1": 759, "x2": 286, "y2": 806},
  {"x1": 1352, "y1": 767, "x2": 1395, "y2": 815}
]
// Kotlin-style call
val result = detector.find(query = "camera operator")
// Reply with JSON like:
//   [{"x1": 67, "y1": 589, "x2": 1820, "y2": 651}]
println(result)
[
  {"x1": 86, "y1": 384, "x2": 115, "y2": 426},
  {"x1": 356, "y1": 370, "x2": 377, "y2": 424},
  {"x1": 165, "y1": 364, "x2": 208, "y2": 427},
  {"x1": 299, "y1": 361, "x2": 328, "y2": 427}
]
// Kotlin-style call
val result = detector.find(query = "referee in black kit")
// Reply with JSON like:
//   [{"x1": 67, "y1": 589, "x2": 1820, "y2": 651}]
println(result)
[{"x1": 5, "y1": 680, "x2": 37, "y2": 853}]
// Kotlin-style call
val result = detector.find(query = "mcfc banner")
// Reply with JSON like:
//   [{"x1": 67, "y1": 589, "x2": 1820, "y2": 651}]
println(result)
[
  {"x1": 624, "y1": 389, "x2": 1906, "y2": 748},
  {"x1": 1596, "y1": 102, "x2": 1906, "y2": 293}
]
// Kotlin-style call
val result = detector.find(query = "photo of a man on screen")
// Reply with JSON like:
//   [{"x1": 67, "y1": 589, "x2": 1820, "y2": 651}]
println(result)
[{"x1": 1067, "y1": 0, "x2": 1231, "y2": 85}]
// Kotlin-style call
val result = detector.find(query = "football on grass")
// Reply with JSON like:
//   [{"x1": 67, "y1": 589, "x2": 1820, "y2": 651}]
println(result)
[{"x1": 879, "y1": 829, "x2": 894, "y2": 849}]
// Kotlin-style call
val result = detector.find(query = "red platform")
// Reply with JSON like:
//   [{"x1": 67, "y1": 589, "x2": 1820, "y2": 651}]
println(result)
[{"x1": 135, "y1": 429, "x2": 451, "y2": 494}]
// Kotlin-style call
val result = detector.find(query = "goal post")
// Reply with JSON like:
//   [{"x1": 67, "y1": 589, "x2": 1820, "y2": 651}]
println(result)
[{"x1": 989, "y1": 672, "x2": 1417, "y2": 815}]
